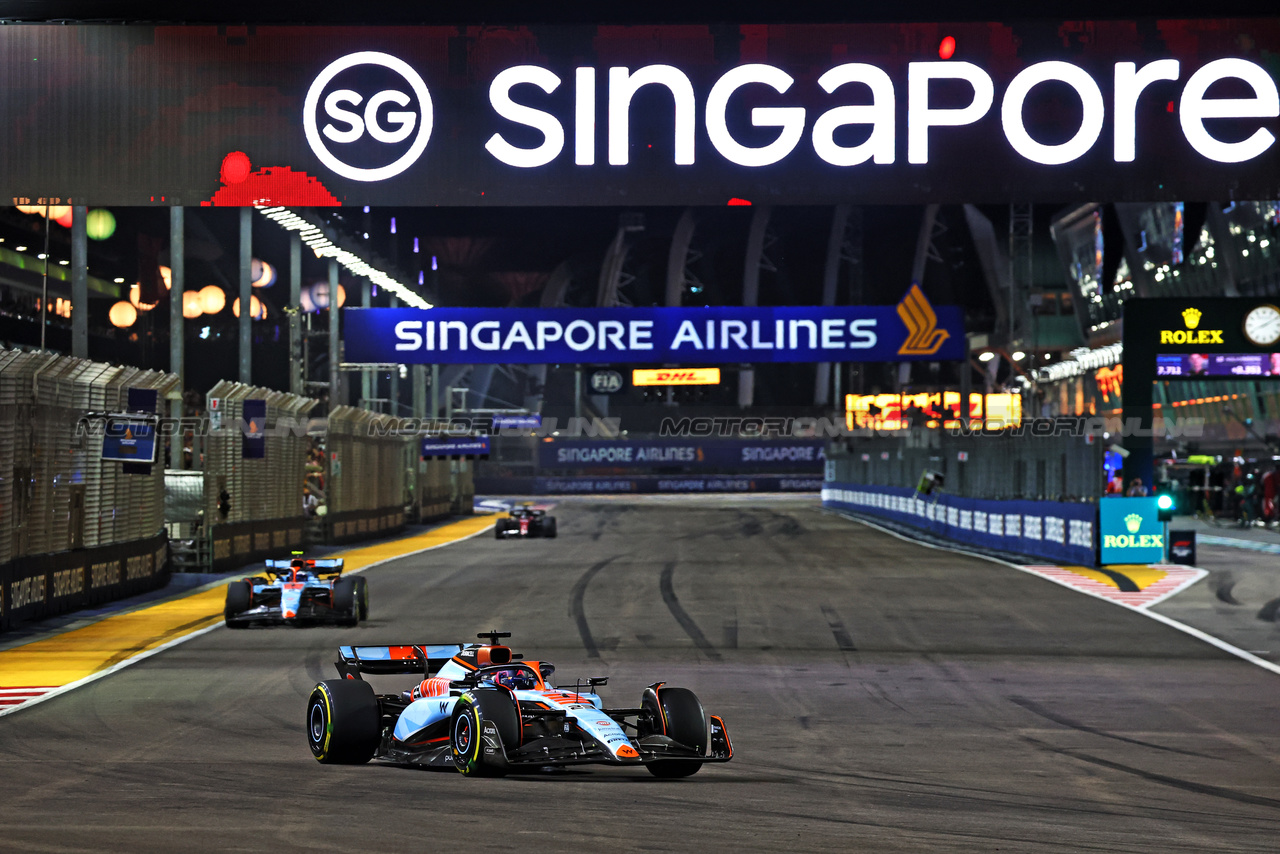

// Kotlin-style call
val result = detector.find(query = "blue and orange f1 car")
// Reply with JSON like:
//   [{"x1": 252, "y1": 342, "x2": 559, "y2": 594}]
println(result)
[
  {"x1": 224, "y1": 556, "x2": 368, "y2": 628},
  {"x1": 306, "y1": 631, "x2": 732, "y2": 777}
]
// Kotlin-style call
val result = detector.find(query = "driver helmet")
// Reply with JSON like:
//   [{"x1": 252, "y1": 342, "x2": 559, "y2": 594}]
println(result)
[{"x1": 487, "y1": 668, "x2": 537, "y2": 691}]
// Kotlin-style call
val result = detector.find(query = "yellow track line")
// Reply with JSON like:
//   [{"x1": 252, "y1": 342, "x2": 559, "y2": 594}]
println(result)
[{"x1": 0, "y1": 515, "x2": 494, "y2": 697}]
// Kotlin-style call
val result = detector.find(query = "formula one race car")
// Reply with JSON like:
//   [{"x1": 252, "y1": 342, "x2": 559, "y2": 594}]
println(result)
[
  {"x1": 224, "y1": 556, "x2": 368, "y2": 628},
  {"x1": 306, "y1": 631, "x2": 732, "y2": 777},
  {"x1": 494, "y1": 504, "x2": 557, "y2": 539}
]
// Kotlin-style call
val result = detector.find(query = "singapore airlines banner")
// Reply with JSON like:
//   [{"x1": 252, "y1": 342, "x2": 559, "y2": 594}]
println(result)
[
  {"x1": 343, "y1": 300, "x2": 965, "y2": 365},
  {"x1": 1, "y1": 20, "x2": 1278, "y2": 205}
]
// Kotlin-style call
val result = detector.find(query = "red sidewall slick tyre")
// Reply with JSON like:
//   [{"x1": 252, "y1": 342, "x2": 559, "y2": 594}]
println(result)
[
  {"x1": 307, "y1": 679, "x2": 380, "y2": 764},
  {"x1": 643, "y1": 687, "x2": 708, "y2": 778}
]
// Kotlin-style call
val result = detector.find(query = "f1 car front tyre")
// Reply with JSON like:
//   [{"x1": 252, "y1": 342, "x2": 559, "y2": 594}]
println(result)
[
  {"x1": 450, "y1": 689, "x2": 519, "y2": 777},
  {"x1": 307, "y1": 679, "x2": 380, "y2": 764},
  {"x1": 641, "y1": 687, "x2": 708, "y2": 778},
  {"x1": 333, "y1": 578, "x2": 359, "y2": 627},
  {"x1": 494, "y1": 519, "x2": 510, "y2": 539},
  {"x1": 224, "y1": 580, "x2": 251, "y2": 629}
]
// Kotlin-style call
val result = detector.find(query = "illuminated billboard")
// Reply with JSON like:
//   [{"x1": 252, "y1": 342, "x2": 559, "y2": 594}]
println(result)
[
  {"x1": 632, "y1": 368, "x2": 722, "y2": 386},
  {"x1": 2, "y1": 20, "x2": 1279, "y2": 205},
  {"x1": 844, "y1": 392, "x2": 1023, "y2": 430}
]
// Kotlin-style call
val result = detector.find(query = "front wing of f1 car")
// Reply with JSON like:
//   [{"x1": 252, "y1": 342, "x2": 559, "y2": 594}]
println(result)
[{"x1": 308, "y1": 637, "x2": 731, "y2": 776}]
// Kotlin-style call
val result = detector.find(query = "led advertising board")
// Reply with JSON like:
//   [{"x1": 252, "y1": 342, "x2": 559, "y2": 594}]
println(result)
[
  {"x1": 421, "y1": 436, "x2": 490, "y2": 457},
  {"x1": 101, "y1": 416, "x2": 158, "y2": 464},
  {"x1": 1099, "y1": 496, "x2": 1165, "y2": 564},
  {"x1": 344, "y1": 303, "x2": 964, "y2": 365},
  {"x1": 632, "y1": 368, "x2": 722, "y2": 386},
  {"x1": 2, "y1": 20, "x2": 1279, "y2": 206}
]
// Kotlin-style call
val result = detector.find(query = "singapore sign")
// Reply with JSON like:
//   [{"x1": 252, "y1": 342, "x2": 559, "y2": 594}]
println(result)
[{"x1": 1, "y1": 20, "x2": 1277, "y2": 205}]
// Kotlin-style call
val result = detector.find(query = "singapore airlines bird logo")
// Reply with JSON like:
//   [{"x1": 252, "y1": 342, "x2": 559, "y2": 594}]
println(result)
[{"x1": 896, "y1": 284, "x2": 950, "y2": 356}]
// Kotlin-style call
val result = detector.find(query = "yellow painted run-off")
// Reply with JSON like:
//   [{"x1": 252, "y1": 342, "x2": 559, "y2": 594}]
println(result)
[{"x1": 0, "y1": 515, "x2": 494, "y2": 701}]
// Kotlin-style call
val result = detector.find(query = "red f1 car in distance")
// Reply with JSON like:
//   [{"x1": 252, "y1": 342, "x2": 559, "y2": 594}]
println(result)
[{"x1": 495, "y1": 504, "x2": 557, "y2": 539}]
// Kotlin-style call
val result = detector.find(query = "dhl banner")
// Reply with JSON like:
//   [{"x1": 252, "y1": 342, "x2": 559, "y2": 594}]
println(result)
[
  {"x1": 344, "y1": 289, "x2": 963, "y2": 365},
  {"x1": 632, "y1": 368, "x2": 722, "y2": 386}
]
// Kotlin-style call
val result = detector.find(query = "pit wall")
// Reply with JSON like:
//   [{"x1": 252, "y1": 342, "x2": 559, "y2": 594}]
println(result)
[{"x1": 821, "y1": 482, "x2": 1097, "y2": 565}]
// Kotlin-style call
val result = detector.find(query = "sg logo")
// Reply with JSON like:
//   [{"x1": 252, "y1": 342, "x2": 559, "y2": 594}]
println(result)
[{"x1": 303, "y1": 52, "x2": 433, "y2": 182}]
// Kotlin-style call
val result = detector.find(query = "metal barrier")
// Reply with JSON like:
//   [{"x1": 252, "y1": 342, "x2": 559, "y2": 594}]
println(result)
[
  {"x1": 0, "y1": 349, "x2": 176, "y2": 629},
  {"x1": 323, "y1": 407, "x2": 412, "y2": 543},
  {"x1": 202, "y1": 380, "x2": 317, "y2": 569},
  {"x1": 822, "y1": 482, "x2": 1097, "y2": 565},
  {"x1": 827, "y1": 429, "x2": 1104, "y2": 501}
]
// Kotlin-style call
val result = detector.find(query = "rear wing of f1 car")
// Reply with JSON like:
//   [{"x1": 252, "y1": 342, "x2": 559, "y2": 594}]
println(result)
[
  {"x1": 335, "y1": 644, "x2": 468, "y2": 679},
  {"x1": 266, "y1": 558, "x2": 344, "y2": 578}
]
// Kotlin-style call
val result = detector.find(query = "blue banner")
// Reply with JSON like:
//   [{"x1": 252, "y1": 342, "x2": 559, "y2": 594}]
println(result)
[
  {"x1": 102, "y1": 417, "x2": 157, "y2": 464},
  {"x1": 422, "y1": 437, "x2": 490, "y2": 457},
  {"x1": 822, "y1": 482, "x2": 1097, "y2": 566},
  {"x1": 540, "y1": 438, "x2": 826, "y2": 471},
  {"x1": 492, "y1": 414, "x2": 542, "y2": 430},
  {"x1": 344, "y1": 303, "x2": 964, "y2": 365},
  {"x1": 242, "y1": 400, "x2": 266, "y2": 460},
  {"x1": 1099, "y1": 497, "x2": 1165, "y2": 564},
  {"x1": 474, "y1": 475, "x2": 824, "y2": 495}
]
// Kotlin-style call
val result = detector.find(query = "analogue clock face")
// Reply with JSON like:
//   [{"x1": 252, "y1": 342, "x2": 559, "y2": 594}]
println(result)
[{"x1": 1244, "y1": 305, "x2": 1280, "y2": 347}]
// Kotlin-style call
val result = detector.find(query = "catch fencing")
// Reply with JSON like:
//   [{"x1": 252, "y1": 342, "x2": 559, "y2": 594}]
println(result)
[
  {"x1": 323, "y1": 407, "x2": 413, "y2": 543},
  {"x1": 827, "y1": 430, "x2": 1104, "y2": 501},
  {"x1": 201, "y1": 380, "x2": 317, "y2": 569},
  {"x1": 0, "y1": 350, "x2": 175, "y2": 629}
]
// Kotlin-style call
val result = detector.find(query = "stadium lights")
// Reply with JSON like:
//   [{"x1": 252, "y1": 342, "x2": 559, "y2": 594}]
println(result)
[
  {"x1": 255, "y1": 206, "x2": 432, "y2": 309},
  {"x1": 978, "y1": 351, "x2": 996, "y2": 362}
]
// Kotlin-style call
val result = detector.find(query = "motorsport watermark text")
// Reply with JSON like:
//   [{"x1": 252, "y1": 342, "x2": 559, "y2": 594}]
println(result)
[{"x1": 73, "y1": 415, "x2": 1206, "y2": 440}]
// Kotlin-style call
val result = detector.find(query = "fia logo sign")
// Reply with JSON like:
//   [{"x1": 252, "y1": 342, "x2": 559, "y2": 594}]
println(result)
[{"x1": 303, "y1": 52, "x2": 433, "y2": 182}]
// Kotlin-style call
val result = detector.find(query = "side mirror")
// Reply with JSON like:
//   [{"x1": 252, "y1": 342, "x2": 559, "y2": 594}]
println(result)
[{"x1": 589, "y1": 677, "x2": 608, "y2": 688}]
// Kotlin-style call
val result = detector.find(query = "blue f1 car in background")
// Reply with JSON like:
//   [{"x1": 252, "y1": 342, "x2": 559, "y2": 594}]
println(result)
[{"x1": 224, "y1": 556, "x2": 368, "y2": 628}]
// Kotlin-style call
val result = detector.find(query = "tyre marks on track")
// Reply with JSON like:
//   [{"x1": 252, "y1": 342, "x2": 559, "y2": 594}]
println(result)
[
  {"x1": 659, "y1": 561, "x2": 722, "y2": 661},
  {"x1": 569, "y1": 556, "x2": 618, "y2": 659},
  {"x1": 1009, "y1": 695, "x2": 1212, "y2": 759},
  {"x1": 820, "y1": 605, "x2": 857, "y2": 652}
]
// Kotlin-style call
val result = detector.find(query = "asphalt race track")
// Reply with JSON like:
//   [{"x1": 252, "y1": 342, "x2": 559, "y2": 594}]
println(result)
[{"x1": 3, "y1": 498, "x2": 1280, "y2": 852}]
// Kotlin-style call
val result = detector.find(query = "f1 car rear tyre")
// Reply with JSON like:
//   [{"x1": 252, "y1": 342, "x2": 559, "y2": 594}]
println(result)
[
  {"x1": 641, "y1": 687, "x2": 708, "y2": 778},
  {"x1": 307, "y1": 679, "x2": 380, "y2": 764},
  {"x1": 450, "y1": 688, "x2": 519, "y2": 777},
  {"x1": 542, "y1": 517, "x2": 557, "y2": 538},
  {"x1": 224, "y1": 580, "x2": 251, "y2": 628},
  {"x1": 333, "y1": 578, "x2": 359, "y2": 626},
  {"x1": 355, "y1": 577, "x2": 369, "y2": 621}
]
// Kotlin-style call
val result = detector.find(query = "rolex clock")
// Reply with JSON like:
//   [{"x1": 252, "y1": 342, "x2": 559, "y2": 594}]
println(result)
[{"x1": 1243, "y1": 304, "x2": 1280, "y2": 347}]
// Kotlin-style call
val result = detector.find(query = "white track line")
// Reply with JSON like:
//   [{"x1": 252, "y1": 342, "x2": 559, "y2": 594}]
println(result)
[
  {"x1": 0, "y1": 519, "x2": 496, "y2": 719},
  {"x1": 825, "y1": 508, "x2": 1280, "y2": 679}
]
